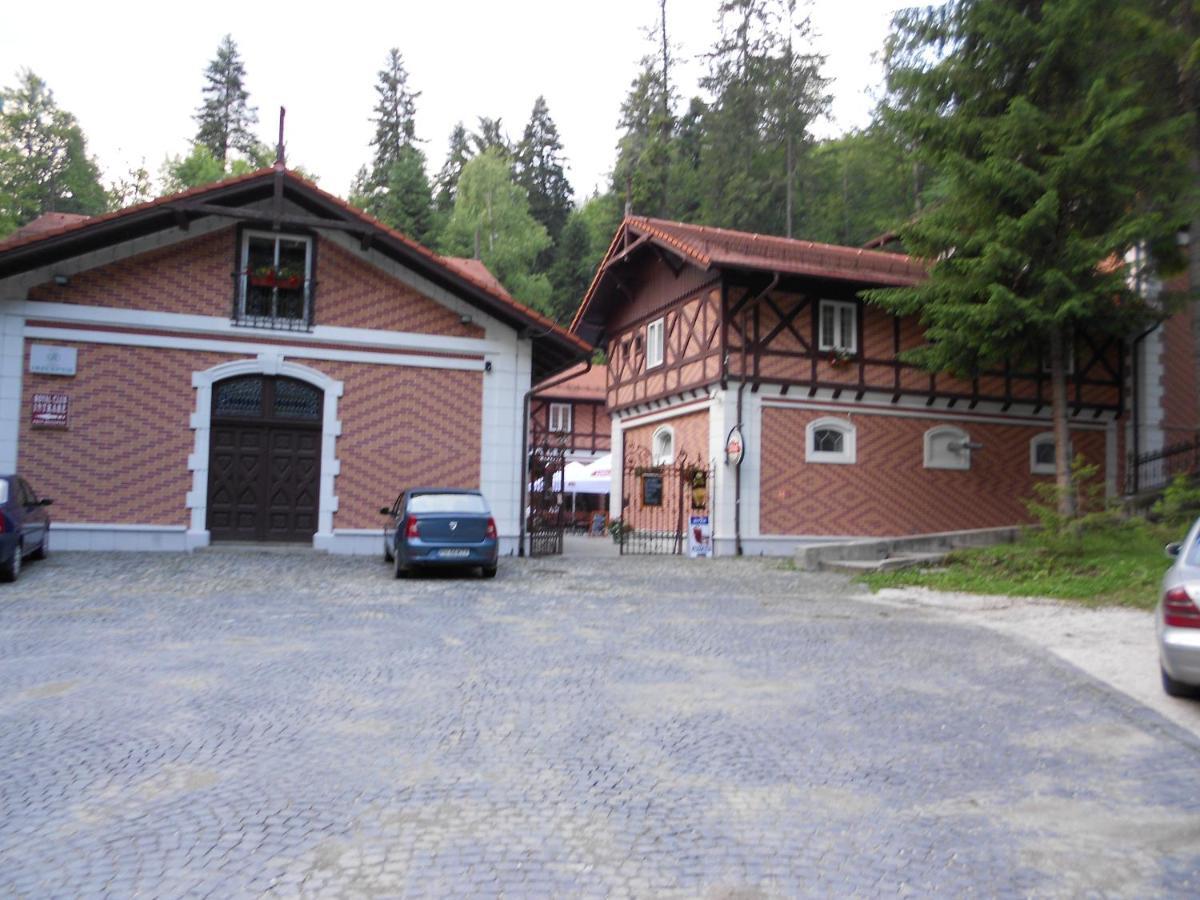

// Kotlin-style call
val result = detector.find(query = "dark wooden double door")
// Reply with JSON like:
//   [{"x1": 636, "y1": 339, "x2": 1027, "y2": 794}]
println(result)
[{"x1": 207, "y1": 375, "x2": 323, "y2": 542}]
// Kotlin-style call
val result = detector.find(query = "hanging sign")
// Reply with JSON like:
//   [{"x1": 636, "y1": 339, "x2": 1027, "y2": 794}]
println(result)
[
  {"x1": 725, "y1": 425, "x2": 745, "y2": 467},
  {"x1": 29, "y1": 344, "x2": 77, "y2": 376},
  {"x1": 31, "y1": 393, "x2": 69, "y2": 428}
]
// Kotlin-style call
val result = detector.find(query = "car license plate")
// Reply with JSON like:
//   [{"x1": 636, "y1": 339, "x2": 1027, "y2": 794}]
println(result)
[{"x1": 439, "y1": 548, "x2": 470, "y2": 559}]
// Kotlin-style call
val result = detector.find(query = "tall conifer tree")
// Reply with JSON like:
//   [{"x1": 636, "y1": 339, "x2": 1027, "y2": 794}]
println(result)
[
  {"x1": 513, "y1": 96, "x2": 574, "y2": 244},
  {"x1": 871, "y1": 0, "x2": 1188, "y2": 516},
  {"x1": 194, "y1": 35, "x2": 258, "y2": 164}
]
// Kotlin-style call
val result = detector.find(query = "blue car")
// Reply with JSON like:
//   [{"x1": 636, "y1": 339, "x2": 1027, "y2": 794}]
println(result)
[
  {"x1": 380, "y1": 489, "x2": 498, "y2": 579},
  {"x1": 1, "y1": 475, "x2": 52, "y2": 583}
]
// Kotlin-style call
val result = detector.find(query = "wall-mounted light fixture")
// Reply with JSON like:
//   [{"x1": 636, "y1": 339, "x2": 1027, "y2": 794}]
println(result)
[
  {"x1": 460, "y1": 314, "x2": 473, "y2": 325},
  {"x1": 484, "y1": 360, "x2": 493, "y2": 373},
  {"x1": 53, "y1": 274, "x2": 70, "y2": 286}
]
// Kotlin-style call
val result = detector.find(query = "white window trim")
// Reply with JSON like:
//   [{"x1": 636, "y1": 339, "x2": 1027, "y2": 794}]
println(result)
[
  {"x1": 239, "y1": 229, "x2": 314, "y2": 325},
  {"x1": 548, "y1": 402, "x2": 572, "y2": 434},
  {"x1": 805, "y1": 416, "x2": 856, "y2": 465},
  {"x1": 646, "y1": 317, "x2": 665, "y2": 369},
  {"x1": 1030, "y1": 432, "x2": 1058, "y2": 475},
  {"x1": 817, "y1": 300, "x2": 858, "y2": 353},
  {"x1": 924, "y1": 425, "x2": 971, "y2": 470},
  {"x1": 652, "y1": 424, "x2": 675, "y2": 465}
]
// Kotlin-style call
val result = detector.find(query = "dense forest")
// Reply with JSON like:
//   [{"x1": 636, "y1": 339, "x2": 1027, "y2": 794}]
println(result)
[
  {"x1": 0, "y1": 0, "x2": 1194, "y2": 345},
  {"x1": 0, "y1": 1, "x2": 928, "y2": 323}
]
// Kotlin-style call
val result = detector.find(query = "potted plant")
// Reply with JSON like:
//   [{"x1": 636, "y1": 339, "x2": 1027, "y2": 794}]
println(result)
[
  {"x1": 250, "y1": 265, "x2": 276, "y2": 288},
  {"x1": 608, "y1": 518, "x2": 633, "y2": 544},
  {"x1": 276, "y1": 266, "x2": 303, "y2": 290},
  {"x1": 828, "y1": 348, "x2": 853, "y2": 370}
]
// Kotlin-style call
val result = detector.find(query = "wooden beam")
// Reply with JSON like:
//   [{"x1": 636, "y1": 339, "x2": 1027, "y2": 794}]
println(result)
[{"x1": 172, "y1": 202, "x2": 373, "y2": 235}]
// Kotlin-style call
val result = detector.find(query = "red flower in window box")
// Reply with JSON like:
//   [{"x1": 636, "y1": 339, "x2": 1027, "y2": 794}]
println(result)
[
  {"x1": 250, "y1": 266, "x2": 277, "y2": 288},
  {"x1": 828, "y1": 349, "x2": 853, "y2": 369},
  {"x1": 275, "y1": 266, "x2": 304, "y2": 290}
]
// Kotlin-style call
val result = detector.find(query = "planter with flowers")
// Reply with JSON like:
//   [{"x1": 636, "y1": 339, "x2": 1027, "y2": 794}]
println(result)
[
  {"x1": 250, "y1": 266, "x2": 277, "y2": 288},
  {"x1": 276, "y1": 266, "x2": 304, "y2": 290},
  {"x1": 827, "y1": 348, "x2": 854, "y2": 370}
]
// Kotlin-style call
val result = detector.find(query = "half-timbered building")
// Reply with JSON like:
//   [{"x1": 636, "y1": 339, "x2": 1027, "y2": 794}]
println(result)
[
  {"x1": 529, "y1": 363, "x2": 610, "y2": 463},
  {"x1": 572, "y1": 216, "x2": 1174, "y2": 555},
  {"x1": 0, "y1": 167, "x2": 588, "y2": 555}
]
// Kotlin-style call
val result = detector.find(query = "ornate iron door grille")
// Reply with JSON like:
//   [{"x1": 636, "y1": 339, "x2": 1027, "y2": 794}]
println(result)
[
  {"x1": 527, "y1": 440, "x2": 568, "y2": 557},
  {"x1": 619, "y1": 448, "x2": 714, "y2": 555}
]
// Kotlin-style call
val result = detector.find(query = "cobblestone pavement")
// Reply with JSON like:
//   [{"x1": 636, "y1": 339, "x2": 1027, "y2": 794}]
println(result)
[{"x1": 2, "y1": 549, "x2": 1200, "y2": 898}]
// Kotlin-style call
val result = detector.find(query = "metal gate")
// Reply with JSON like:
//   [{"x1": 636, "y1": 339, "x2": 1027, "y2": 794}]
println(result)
[
  {"x1": 619, "y1": 448, "x2": 714, "y2": 555},
  {"x1": 527, "y1": 440, "x2": 567, "y2": 557}
]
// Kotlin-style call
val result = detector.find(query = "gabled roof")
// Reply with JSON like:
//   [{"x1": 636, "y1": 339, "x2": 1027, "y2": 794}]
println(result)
[
  {"x1": 0, "y1": 168, "x2": 589, "y2": 379},
  {"x1": 571, "y1": 216, "x2": 927, "y2": 346},
  {"x1": 532, "y1": 362, "x2": 606, "y2": 402},
  {"x1": 0, "y1": 212, "x2": 90, "y2": 246}
]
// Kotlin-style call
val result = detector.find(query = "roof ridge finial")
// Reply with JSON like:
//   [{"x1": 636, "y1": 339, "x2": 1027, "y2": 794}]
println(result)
[{"x1": 275, "y1": 106, "x2": 286, "y2": 170}]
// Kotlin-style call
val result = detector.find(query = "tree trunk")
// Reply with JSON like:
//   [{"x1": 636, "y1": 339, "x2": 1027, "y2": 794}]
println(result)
[{"x1": 1049, "y1": 326, "x2": 1078, "y2": 519}]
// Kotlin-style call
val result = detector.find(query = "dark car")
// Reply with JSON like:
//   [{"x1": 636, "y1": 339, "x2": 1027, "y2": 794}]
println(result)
[
  {"x1": 1, "y1": 475, "x2": 52, "y2": 582},
  {"x1": 380, "y1": 489, "x2": 498, "y2": 579}
]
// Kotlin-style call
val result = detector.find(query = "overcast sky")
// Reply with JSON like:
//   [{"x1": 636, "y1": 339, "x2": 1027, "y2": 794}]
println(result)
[{"x1": 1, "y1": 0, "x2": 905, "y2": 201}]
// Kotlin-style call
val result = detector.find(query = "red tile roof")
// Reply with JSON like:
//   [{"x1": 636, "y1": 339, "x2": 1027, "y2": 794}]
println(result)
[
  {"x1": 0, "y1": 168, "x2": 590, "y2": 367},
  {"x1": 0, "y1": 212, "x2": 91, "y2": 248},
  {"x1": 533, "y1": 362, "x2": 606, "y2": 400},
  {"x1": 627, "y1": 216, "x2": 927, "y2": 286},
  {"x1": 442, "y1": 257, "x2": 514, "y2": 302}
]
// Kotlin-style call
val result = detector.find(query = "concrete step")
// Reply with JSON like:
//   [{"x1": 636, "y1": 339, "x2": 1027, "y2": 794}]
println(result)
[{"x1": 822, "y1": 551, "x2": 949, "y2": 575}]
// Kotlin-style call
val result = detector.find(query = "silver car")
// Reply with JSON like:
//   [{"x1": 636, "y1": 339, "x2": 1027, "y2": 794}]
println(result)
[{"x1": 1159, "y1": 519, "x2": 1200, "y2": 698}]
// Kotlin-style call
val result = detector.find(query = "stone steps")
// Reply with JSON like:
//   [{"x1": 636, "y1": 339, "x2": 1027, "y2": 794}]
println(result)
[{"x1": 795, "y1": 526, "x2": 1020, "y2": 574}]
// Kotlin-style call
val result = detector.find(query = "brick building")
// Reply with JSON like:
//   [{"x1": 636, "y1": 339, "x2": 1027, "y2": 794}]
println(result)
[
  {"x1": 528, "y1": 363, "x2": 610, "y2": 463},
  {"x1": 0, "y1": 168, "x2": 587, "y2": 554},
  {"x1": 572, "y1": 217, "x2": 1197, "y2": 555}
]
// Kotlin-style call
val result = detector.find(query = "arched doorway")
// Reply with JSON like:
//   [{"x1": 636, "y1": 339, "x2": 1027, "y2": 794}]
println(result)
[{"x1": 206, "y1": 375, "x2": 323, "y2": 542}]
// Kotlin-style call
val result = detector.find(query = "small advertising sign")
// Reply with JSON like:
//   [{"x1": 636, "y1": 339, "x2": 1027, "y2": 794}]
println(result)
[
  {"x1": 31, "y1": 393, "x2": 69, "y2": 428},
  {"x1": 29, "y1": 345, "x2": 77, "y2": 376},
  {"x1": 725, "y1": 425, "x2": 745, "y2": 467},
  {"x1": 688, "y1": 515, "x2": 712, "y2": 558}
]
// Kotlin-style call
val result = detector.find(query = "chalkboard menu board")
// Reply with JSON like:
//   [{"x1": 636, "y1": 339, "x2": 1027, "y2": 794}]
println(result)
[{"x1": 641, "y1": 473, "x2": 663, "y2": 507}]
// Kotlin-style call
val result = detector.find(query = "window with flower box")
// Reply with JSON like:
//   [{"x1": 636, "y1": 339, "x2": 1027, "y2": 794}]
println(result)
[
  {"x1": 236, "y1": 230, "x2": 314, "y2": 330},
  {"x1": 818, "y1": 300, "x2": 857, "y2": 354}
]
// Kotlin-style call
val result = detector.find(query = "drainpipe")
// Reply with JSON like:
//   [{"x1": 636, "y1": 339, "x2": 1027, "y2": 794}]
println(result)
[
  {"x1": 1130, "y1": 321, "x2": 1162, "y2": 495},
  {"x1": 733, "y1": 272, "x2": 779, "y2": 557},
  {"x1": 518, "y1": 355, "x2": 593, "y2": 557}
]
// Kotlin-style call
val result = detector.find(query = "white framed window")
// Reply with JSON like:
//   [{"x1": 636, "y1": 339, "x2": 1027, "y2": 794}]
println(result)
[
  {"x1": 1030, "y1": 432, "x2": 1061, "y2": 475},
  {"x1": 806, "y1": 417, "x2": 856, "y2": 465},
  {"x1": 1040, "y1": 336, "x2": 1076, "y2": 375},
  {"x1": 924, "y1": 426, "x2": 972, "y2": 470},
  {"x1": 548, "y1": 402, "x2": 572, "y2": 433},
  {"x1": 239, "y1": 230, "x2": 313, "y2": 329},
  {"x1": 646, "y1": 317, "x2": 665, "y2": 369},
  {"x1": 818, "y1": 300, "x2": 857, "y2": 353},
  {"x1": 652, "y1": 425, "x2": 675, "y2": 465}
]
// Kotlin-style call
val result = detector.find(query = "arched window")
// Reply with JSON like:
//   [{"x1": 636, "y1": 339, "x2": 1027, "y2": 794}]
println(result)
[
  {"x1": 1030, "y1": 432, "x2": 1058, "y2": 475},
  {"x1": 652, "y1": 425, "x2": 675, "y2": 465},
  {"x1": 806, "y1": 417, "x2": 856, "y2": 465},
  {"x1": 924, "y1": 425, "x2": 971, "y2": 470}
]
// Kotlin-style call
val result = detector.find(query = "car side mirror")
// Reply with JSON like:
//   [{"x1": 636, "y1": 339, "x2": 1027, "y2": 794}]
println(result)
[
  {"x1": 1166, "y1": 542, "x2": 1182, "y2": 559},
  {"x1": 379, "y1": 507, "x2": 391, "y2": 516},
  {"x1": 40, "y1": 497, "x2": 53, "y2": 506}
]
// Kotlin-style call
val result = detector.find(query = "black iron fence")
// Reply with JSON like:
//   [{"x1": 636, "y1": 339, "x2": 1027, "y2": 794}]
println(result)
[
  {"x1": 619, "y1": 453, "x2": 714, "y2": 555},
  {"x1": 1126, "y1": 437, "x2": 1200, "y2": 495},
  {"x1": 527, "y1": 441, "x2": 567, "y2": 557}
]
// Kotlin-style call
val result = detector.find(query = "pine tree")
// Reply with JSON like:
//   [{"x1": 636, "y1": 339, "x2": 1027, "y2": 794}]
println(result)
[
  {"x1": 471, "y1": 117, "x2": 510, "y2": 157},
  {"x1": 870, "y1": 0, "x2": 1189, "y2": 517},
  {"x1": 547, "y1": 212, "x2": 596, "y2": 324},
  {"x1": 513, "y1": 96, "x2": 574, "y2": 244},
  {"x1": 0, "y1": 70, "x2": 107, "y2": 234},
  {"x1": 349, "y1": 49, "x2": 435, "y2": 244},
  {"x1": 434, "y1": 122, "x2": 473, "y2": 214},
  {"x1": 194, "y1": 35, "x2": 258, "y2": 164}
]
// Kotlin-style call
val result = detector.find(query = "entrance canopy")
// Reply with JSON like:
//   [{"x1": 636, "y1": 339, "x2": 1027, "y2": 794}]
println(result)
[{"x1": 531, "y1": 454, "x2": 612, "y2": 495}]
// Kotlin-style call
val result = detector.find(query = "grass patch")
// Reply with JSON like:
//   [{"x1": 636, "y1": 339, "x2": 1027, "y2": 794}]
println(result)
[{"x1": 861, "y1": 519, "x2": 1179, "y2": 609}]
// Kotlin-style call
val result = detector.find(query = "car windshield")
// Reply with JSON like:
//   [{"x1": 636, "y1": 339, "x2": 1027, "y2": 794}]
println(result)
[{"x1": 408, "y1": 493, "x2": 488, "y2": 514}]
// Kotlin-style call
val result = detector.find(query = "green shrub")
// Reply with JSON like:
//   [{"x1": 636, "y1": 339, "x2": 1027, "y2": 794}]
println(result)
[
  {"x1": 1151, "y1": 474, "x2": 1200, "y2": 529},
  {"x1": 1023, "y1": 455, "x2": 1119, "y2": 556}
]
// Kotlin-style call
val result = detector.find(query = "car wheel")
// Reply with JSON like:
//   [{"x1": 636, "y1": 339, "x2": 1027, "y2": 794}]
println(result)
[
  {"x1": 481, "y1": 565, "x2": 497, "y2": 579},
  {"x1": 1162, "y1": 665, "x2": 1198, "y2": 699},
  {"x1": 393, "y1": 547, "x2": 410, "y2": 579},
  {"x1": 0, "y1": 544, "x2": 21, "y2": 583},
  {"x1": 384, "y1": 540, "x2": 393, "y2": 563}
]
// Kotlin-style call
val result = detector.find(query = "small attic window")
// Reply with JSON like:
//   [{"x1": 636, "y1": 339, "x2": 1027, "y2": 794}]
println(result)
[{"x1": 236, "y1": 230, "x2": 314, "y2": 331}]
